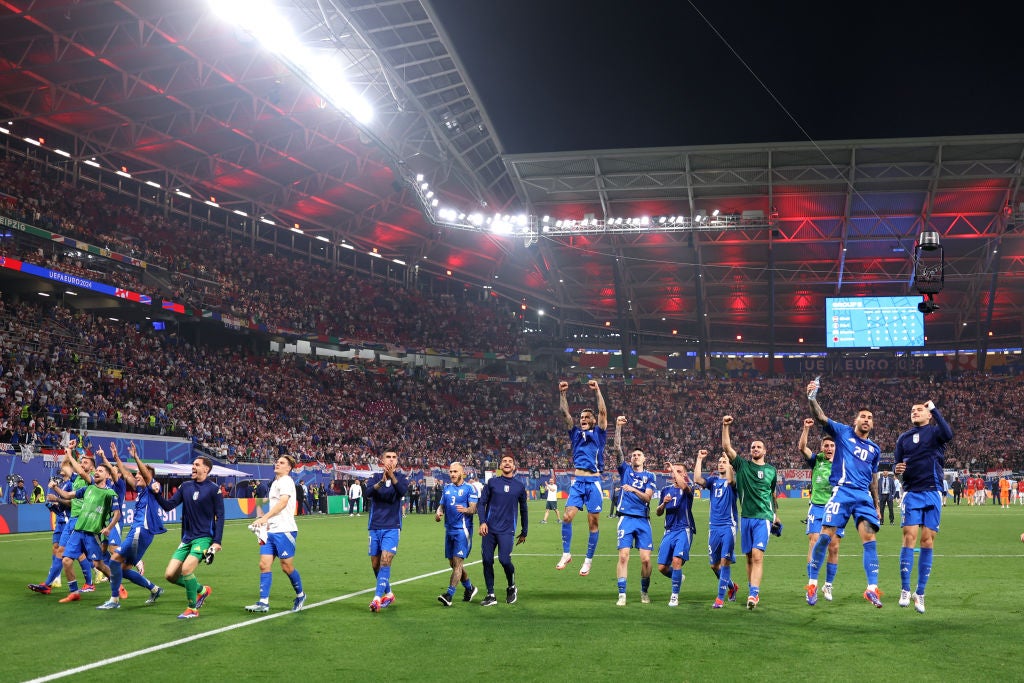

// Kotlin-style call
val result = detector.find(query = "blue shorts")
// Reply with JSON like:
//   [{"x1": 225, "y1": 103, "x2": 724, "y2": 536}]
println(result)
[
  {"x1": 657, "y1": 528, "x2": 692, "y2": 565},
  {"x1": 444, "y1": 528, "x2": 473, "y2": 560},
  {"x1": 823, "y1": 486, "x2": 880, "y2": 532},
  {"x1": 707, "y1": 524, "x2": 736, "y2": 565},
  {"x1": 52, "y1": 519, "x2": 67, "y2": 545},
  {"x1": 261, "y1": 531, "x2": 298, "y2": 559},
  {"x1": 740, "y1": 517, "x2": 771, "y2": 555},
  {"x1": 119, "y1": 526, "x2": 155, "y2": 565},
  {"x1": 566, "y1": 476, "x2": 603, "y2": 513},
  {"x1": 58, "y1": 516, "x2": 78, "y2": 549},
  {"x1": 806, "y1": 504, "x2": 846, "y2": 538},
  {"x1": 106, "y1": 524, "x2": 123, "y2": 549},
  {"x1": 616, "y1": 515, "x2": 654, "y2": 551},
  {"x1": 900, "y1": 490, "x2": 943, "y2": 532},
  {"x1": 368, "y1": 528, "x2": 401, "y2": 557},
  {"x1": 63, "y1": 530, "x2": 103, "y2": 563}
]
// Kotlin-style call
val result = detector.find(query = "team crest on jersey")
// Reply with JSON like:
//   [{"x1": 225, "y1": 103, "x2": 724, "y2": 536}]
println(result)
[
  {"x1": 913, "y1": 434, "x2": 920, "y2": 444},
  {"x1": 192, "y1": 491, "x2": 199, "y2": 501},
  {"x1": 504, "y1": 485, "x2": 509, "y2": 493},
  {"x1": 757, "y1": 471, "x2": 764, "y2": 479}
]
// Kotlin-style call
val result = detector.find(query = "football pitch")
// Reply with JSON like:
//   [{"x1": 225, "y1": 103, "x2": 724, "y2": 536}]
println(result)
[{"x1": 4, "y1": 497, "x2": 1023, "y2": 682}]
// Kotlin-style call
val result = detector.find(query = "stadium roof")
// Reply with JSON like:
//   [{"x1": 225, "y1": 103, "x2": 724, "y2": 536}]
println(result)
[{"x1": 1, "y1": 1, "x2": 1022, "y2": 354}]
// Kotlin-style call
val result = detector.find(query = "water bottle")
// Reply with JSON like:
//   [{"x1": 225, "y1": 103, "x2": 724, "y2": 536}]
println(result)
[{"x1": 807, "y1": 375, "x2": 821, "y2": 400}]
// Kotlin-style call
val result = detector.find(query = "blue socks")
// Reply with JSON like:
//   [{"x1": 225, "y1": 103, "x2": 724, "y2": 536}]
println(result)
[
  {"x1": 259, "y1": 571, "x2": 273, "y2": 601},
  {"x1": 287, "y1": 569, "x2": 303, "y2": 595},
  {"x1": 826, "y1": 562, "x2": 838, "y2": 584},
  {"x1": 671, "y1": 568, "x2": 683, "y2": 594},
  {"x1": 110, "y1": 562, "x2": 123, "y2": 598},
  {"x1": 122, "y1": 567, "x2": 154, "y2": 591},
  {"x1": 863, "y1": 540, "x2": 879, "y2": 586},
  {"x1": 45, "y1": 556, "x2": 62, "y2": 586},
  {"x1": 900, "y1": 546, "x2": 915, "y2": 591},
  {"x1": 561, "y1": 522, "x2": 572, "y2": 554},
  {"x1": 586, "y1": 531, "x2": 599, "y2": 559},
  {"x1": 917, "y1": 548, "x2": 933, "y2": 595},
  {"x1": 376, "y1": 566, "x2": 391, "y2": 597},
  {"x1": 718, "y1": 564, "x2": 732, "y2": 599},
  {"x1": 808, "y1": 533, "x2": 831, "y2": 580},
  {"x1": 641, "y1": 576, "x2": 650, "y2": 594},
  {"x1": 617, "y1": 577, "x2": 627, "y2": 595}
]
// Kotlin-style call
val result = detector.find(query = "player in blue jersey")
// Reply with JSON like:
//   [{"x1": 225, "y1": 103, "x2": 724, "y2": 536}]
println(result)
[
  {"x1": 556, "y1": 379, "x2": 608, "y2": 576},
  {"x1": 101, "y1": 441, "x2": 166, "y2": 609},
  {"x1": 656, "y1": 460, "x2": 695, "y2": 607},
  {"x1": 435, "y1": 461, "x2": 479, "y2": 606},
  {"x1": 893, "y1": 400, "x2": 953, "y2": 614},
  {"x1": 611, "y1": 416, "x2": 657, "y2": 605},
  {"x1": 806, "y1": 380, "x2": 884, "y2": 607},
  {"x1": 155, "y1": 456, "x2": 224, "y2": 619},
  {"x1": 799, "y1": 419, "x2": 844, "y2": 604},
  {"x1": 365, "y1": 450, "x2": 409, "y2": 612},
  {"x1": 28, "y1": 458, "x2": 73, "y2": 595},
  {"x1": 694, "y1": 449, "x2": 739, "y2": 608},
  {"x1": 477, "y1": 454, "x2": 528, "y2": 606}
]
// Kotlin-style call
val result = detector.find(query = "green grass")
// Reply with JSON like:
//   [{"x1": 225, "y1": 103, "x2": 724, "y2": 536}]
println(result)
[{"x1": 4, "y1": 498, "x2": 1024, "y2": 682}]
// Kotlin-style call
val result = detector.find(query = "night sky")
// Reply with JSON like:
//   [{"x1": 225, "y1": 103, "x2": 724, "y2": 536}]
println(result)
[{"x1": 430, "y1": 1, "x2": 1024, "y2": 153}]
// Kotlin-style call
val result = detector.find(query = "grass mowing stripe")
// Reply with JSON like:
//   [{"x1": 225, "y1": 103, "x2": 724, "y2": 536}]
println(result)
[{"x1": 22, "y1": 562, "x2": 478, "y2": 683}]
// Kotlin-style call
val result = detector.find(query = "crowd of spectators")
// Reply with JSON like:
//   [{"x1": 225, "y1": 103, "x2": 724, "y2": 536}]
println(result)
[
  {"x1": 2, "y1": 296, "x2": 1022, "y2": 478},
  {"x1": 0, "y1": 154, "x2": 523, "y2": 354},
  {"x1": 2, "y1": 152, "x2": 1022, "y2": 476}
]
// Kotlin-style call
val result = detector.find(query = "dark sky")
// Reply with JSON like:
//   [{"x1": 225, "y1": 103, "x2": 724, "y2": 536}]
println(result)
[{"x1": 430, "y1": 1, "x2": 1024, "y2": 153}]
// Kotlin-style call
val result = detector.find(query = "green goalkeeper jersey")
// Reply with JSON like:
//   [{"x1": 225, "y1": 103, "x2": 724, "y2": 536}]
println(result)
[
  {"x1": 809, "y1": 454, "x2": 834, "y2": 506},
  {"x1": 69, "y1": 475, "x2": 89, "y2": 518},
  {"x1": 734, "y1": 457, "x2": 777, "y2": 520},
  {"x1": 74, "y1": 485, "x2": 115, "y2": 534}
]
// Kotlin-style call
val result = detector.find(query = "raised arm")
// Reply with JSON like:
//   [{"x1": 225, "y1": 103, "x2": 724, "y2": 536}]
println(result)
[
  {"x1": 128, "y1": 442, "x2": 152, "y2": 486},
  {"x1": 590, "y1": 379, "x2": 608, "y2": 431},
  {"x1": 798, "y1": 418, "x2": 815, "y2": 461},
  {"x1": 558, "y1": 381, "x2": 574, "y2": 430},
  {"x1": 612, "y1": 415, "x2": 627, "y2": 467},
  {"x1": 721, "y1": 416, "x2": 738, "y2": 461},
  {"x1": 66, "y1": 447, "x2": 94, "y2": 483},
  {"x1": 694, "y1": 449, "x2": 708, "y2": 487},
  {"x1": 807, "y1": 380, "x2": 828, "y2": 425},
  {"x1": 561, "y1": 382, "x2": 577, "y2": 430},
  {"x1": 108, "y1": 442, "x2": 136, "y2": 489}
]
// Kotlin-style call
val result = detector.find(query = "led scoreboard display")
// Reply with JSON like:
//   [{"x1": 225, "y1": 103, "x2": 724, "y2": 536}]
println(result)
[{"x1": 825, "y1": 296, "x2": 924, "y2": 348}]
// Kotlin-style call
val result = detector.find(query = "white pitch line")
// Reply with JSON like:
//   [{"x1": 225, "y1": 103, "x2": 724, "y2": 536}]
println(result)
[{"x1": 23, "y1": 561, "x2": 480, "y2": 683}]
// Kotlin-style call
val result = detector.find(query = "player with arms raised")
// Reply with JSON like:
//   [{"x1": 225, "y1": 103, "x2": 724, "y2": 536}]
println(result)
[
  {"x1": 694, "y1": 449, "x2": 739, "y2": 608},
  {"x1": 555, "y1": 379, "x2": 608, "y2": 577},
  {"x1": 655, "y1": 459, "x2": 695, "y2": 607},
  {"x1": 806, "y1": 380, "x2": 884, "y2": 608}
]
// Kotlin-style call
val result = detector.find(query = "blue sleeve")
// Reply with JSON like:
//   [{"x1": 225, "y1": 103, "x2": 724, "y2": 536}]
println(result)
[
  {"x1": 156, "y1": 485, "x2": 182, "y2": 511},
  {"x1": 518, "y1": 485, "x2": 528, "y2": 535},
  {"x1": 478, "y1": 482, "x2": 491, "y2": 525},
  {"x1": 931, "y1": 409, "x2": 954, "y2": 443},
  {"x1": 213, "y1": 488, "x2": 225, "y2": 544},
  {"x1": 75, "y1": 487, "x2": 86, "y2": 500},
  {"x1": 893, "y1": 433, "x2": 905, "y2": 464}
]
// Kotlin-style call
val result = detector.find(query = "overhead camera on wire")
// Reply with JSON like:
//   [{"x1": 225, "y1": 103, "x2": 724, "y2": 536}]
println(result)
[{"x1": 914, "y1": 230, "x2": 943, "y2": 315}]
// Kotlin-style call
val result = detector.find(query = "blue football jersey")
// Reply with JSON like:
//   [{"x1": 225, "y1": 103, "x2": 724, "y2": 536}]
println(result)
[
  {"x1": 825, "y1": 419, "x2": 881, "y2": 491},
  {"x1": 705, "y1": 474, "x2": 738, "y2": 528},
  {"x1": 616, "y1": 463, "x2": 656, "y2": 517}
]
